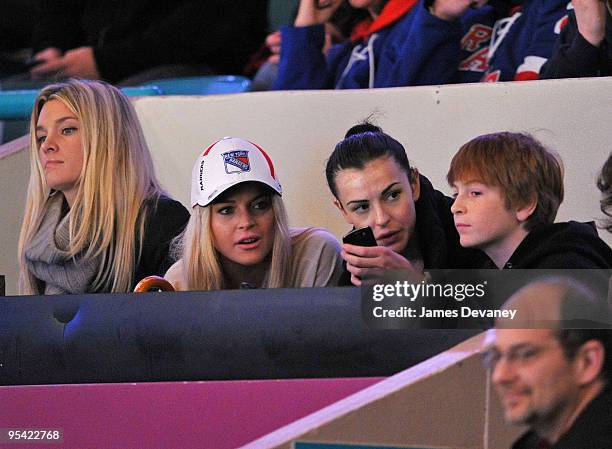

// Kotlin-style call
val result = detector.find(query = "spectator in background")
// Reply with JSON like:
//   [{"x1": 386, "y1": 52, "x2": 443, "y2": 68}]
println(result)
[
  {"x1": 251, "y1": 2, "x2": 368, "y2": 91},
  {"x1": 273, "y1": 0, "x2": 487, "y2": 90},
  {"x1": 165, "y1": 137, "x2": 342, "y2": 291},
  {"x1": 447, "y1": 132, "x2": 612, "y2": 269},
  {"x1": 541, "y1": 1, "x2": 612, "y2": 79},
  {"x1": 484, "y1": 279, "x2": 612, "y2": 448},
  {"x1": 18, "y1": 79, "x2": 189, "y2": 295},
  {"x1": 273, "y1": 0, "x2": 572, "y2": 90},
  {"x1": 458, "y1": 0, "x2": 571, "y2": 82},
  {"x1": 597, "y1": 153, "x2": 612, "y2": 305},
  {"x1": 28, "y1": 0, "x2": 268, "y2": 85},
  {"x1": 598, "y1": 152, "x2": 612, "y2": 232}
]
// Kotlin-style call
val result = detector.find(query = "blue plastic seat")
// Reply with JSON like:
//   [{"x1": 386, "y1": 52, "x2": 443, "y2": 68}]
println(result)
[
  {"x1": 140, "y1": 75, "x2": 252, "y2": 96},
  {"x1": 0, "y1": 86, "x2": 162, "y2": 120},
  {"x1": 0, "y1": 90, "x2": 39, "y2": 120}
]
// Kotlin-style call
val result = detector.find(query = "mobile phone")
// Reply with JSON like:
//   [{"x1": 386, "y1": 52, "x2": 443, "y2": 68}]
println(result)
[{"x1": 342, "y1": 226, "x2": 377, "y2": 247}]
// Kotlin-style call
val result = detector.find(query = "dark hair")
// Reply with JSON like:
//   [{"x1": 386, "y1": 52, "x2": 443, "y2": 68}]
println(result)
[
  {"x1": 325, "y1": 122, "x2": 414, "y2": 198},
  {"x1": 556, "y1": 329, "x2": 612, "y2": 383},
  {"x1": 597, "y1": 152, "x2": 612, "y2": 233},
  {"x1": 554, "y1": 276, "x2": 612, "y2": 383}
]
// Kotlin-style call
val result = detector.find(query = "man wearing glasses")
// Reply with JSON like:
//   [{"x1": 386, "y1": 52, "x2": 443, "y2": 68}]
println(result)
[{"x1": 482, "y1": 278, "x2": 612, "y2": 449}]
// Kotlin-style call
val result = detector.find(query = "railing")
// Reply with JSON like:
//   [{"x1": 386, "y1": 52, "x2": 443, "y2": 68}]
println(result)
[{"x1": 0, "y1": 286, "x2": 477, "y2": 385}]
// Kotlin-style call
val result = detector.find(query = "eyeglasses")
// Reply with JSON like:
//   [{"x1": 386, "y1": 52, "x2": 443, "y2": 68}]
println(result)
[{"x1": 480, "y1": 344, "x2": 554, "y2": 371}]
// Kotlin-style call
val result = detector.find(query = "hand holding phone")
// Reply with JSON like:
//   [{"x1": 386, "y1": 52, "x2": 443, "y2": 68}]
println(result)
[{"x1": 341, "y1": 228, "x2": 420, "y2": 286}]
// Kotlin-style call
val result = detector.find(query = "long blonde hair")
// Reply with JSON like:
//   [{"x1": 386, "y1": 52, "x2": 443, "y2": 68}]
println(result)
[
  {"x1": 176, "y1": 194, "x2": 292, "y2": 290},
  {"x1": 18, "y1": 79, "x2": 163, "y2": 294}
]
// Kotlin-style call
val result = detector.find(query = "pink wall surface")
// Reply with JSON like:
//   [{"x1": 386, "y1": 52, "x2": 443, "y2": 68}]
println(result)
[{"x1": 0, "y1": 378, "x2": 380, "y2": 449}]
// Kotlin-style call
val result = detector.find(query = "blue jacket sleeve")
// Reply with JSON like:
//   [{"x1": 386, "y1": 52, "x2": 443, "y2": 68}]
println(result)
[
  {"x1": 273, "y1": 24, "x2": 331, "y2": 90},
  {"x1": 380, "y1": 4, "x2": 463, "y2": 87}
]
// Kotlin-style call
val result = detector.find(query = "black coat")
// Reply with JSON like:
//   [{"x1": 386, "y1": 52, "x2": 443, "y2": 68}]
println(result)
[
  {"x1": 483, "y1": 221, "x2": 612, "y2": 269},
  {"x1": 132, "y1": 195, "x2": 190, "y2": 289},
  {"x1": 541, "y1": 8, "x2": 612, "y2": 79},
  {"x1": 512, "y1": 387, "x2": 612, "y2": 449}
]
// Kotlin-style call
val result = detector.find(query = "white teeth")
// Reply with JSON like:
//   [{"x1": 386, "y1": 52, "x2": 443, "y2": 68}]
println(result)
[{"x1": 240, "y1": 238, "x2": 257, "y2": 244}]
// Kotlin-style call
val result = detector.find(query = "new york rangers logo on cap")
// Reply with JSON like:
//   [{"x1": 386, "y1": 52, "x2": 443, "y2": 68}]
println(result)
[
  {"x1": 191, "y1": 137, "x2": 282, "y2": 207},
  {"x1": 223, "y1": 150, "x2": 250, "y2": 174}
]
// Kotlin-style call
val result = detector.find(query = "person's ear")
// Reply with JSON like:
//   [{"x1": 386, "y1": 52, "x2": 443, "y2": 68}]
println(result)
[
  {"x1": 410, "y1": 168, "x2": 420, "y2": 202},
  {"x1": 573, "y1": 340, "x2": 605, "y2": 386},
  {"x1": 515, "y1": 195, "x2": 537, "y2": 223}
]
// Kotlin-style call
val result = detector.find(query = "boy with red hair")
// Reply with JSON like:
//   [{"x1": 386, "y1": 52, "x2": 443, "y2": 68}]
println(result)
[{"x1": 447, "y1": 132, "x2": 612, "y2": 268}]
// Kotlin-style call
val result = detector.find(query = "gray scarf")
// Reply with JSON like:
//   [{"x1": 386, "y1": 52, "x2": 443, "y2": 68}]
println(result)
[{"x1": 24, "y1": 194, "x2": 101, "y2": 295}]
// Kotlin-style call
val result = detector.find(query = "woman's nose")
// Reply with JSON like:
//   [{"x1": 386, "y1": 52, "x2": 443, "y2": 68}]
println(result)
[
  {"x1": 39, "y1": 134, "x2": 57, "y2": 154},
  {"x1": 236, "y1": 208, "x2": 256, "y2": 229}
]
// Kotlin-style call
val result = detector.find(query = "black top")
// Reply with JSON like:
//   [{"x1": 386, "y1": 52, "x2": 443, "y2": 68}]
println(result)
[
  {"x1": 338, "y1": 174, "x2": 485, "y2": 285},
  {"x1": 512, "y1": 386, "x2": 612, "y2": 449},
  {"x1": 31, "y1": 0, "x2": 268, "y2": 82},
  {"x1": 541, "y1": 9, "x2": 612, "y2": 79},
  {"x1": 132, "y1": 195, "x2": 190, "y2": 289},
  {"x1": 481, "y1": 221, "x2": 612, "y2": 269}
]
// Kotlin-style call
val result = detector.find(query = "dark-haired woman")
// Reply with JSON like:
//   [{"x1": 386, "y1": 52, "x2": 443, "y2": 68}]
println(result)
[
  {"x1": 597, "y1": 152, "x2": 612, "y2": 303},
  {"x1": 326, "y1": 123, "x2": 482, "y2": 285},
  {"x1": 599, "y1": 152, "x2": 612, "y2": 233}
]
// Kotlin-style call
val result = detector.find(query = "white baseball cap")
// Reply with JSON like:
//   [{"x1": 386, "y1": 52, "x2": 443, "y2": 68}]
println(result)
[{"x1": 191, "y1": 137, "x2": 282, "y2": 207}]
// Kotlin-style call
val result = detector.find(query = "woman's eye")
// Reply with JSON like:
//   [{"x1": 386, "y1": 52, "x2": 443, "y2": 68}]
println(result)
[
  {"x1": 217, "y1": 206, "x2": 233, "y2": 215},
  {"x1": 470, "y1": 191, "x2": 482, "y2": 197},
  {"x1": 36, "y1": 135, "x2": 46, "y2": 145},
  {"x1": 351, "y1": 204, "x2": 369, "y2": 214},
  {"x1": 252, "y1": 199, "x2": 271, "y2": 211},
  {"x1": 386, "y1": 190, "x2": 401, "y2": 200},
  {"x1": 62, "y1": 127, "x2": 78, "y2": 135}
]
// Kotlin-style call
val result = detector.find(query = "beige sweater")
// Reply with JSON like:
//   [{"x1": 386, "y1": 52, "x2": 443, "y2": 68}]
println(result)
[{"x1": 165, "y1": 227, "x2": 342, "y2": 290}]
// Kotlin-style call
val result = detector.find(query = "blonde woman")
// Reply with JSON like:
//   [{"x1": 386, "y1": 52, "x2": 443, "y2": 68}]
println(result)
[
  {"x1": 18, "y1": 79, "x2": 189, "y2": 295},
  {"x1": 165, "y1": 137, "x2": 342, "y2": 290}
]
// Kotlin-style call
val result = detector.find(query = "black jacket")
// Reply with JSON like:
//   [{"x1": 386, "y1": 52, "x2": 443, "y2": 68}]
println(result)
[
  {"x1": 132, "y1": 195, "x2": 190, "y2": 289},
  {"x1": 483, "y1": 221, "x2": 612, "y2": 269},
  {"x1": 512, "y1": 386, "x2": 612, "y2": 449},
  {"x1": 339, "y1": 174, "x2": 484, "y2": 285},
  {"x1": 541, "y1": 8, "x2": 612, "y2": 79},
  {"x1": 31, "y1": 0, "x2": 268, "y2": 83}
]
